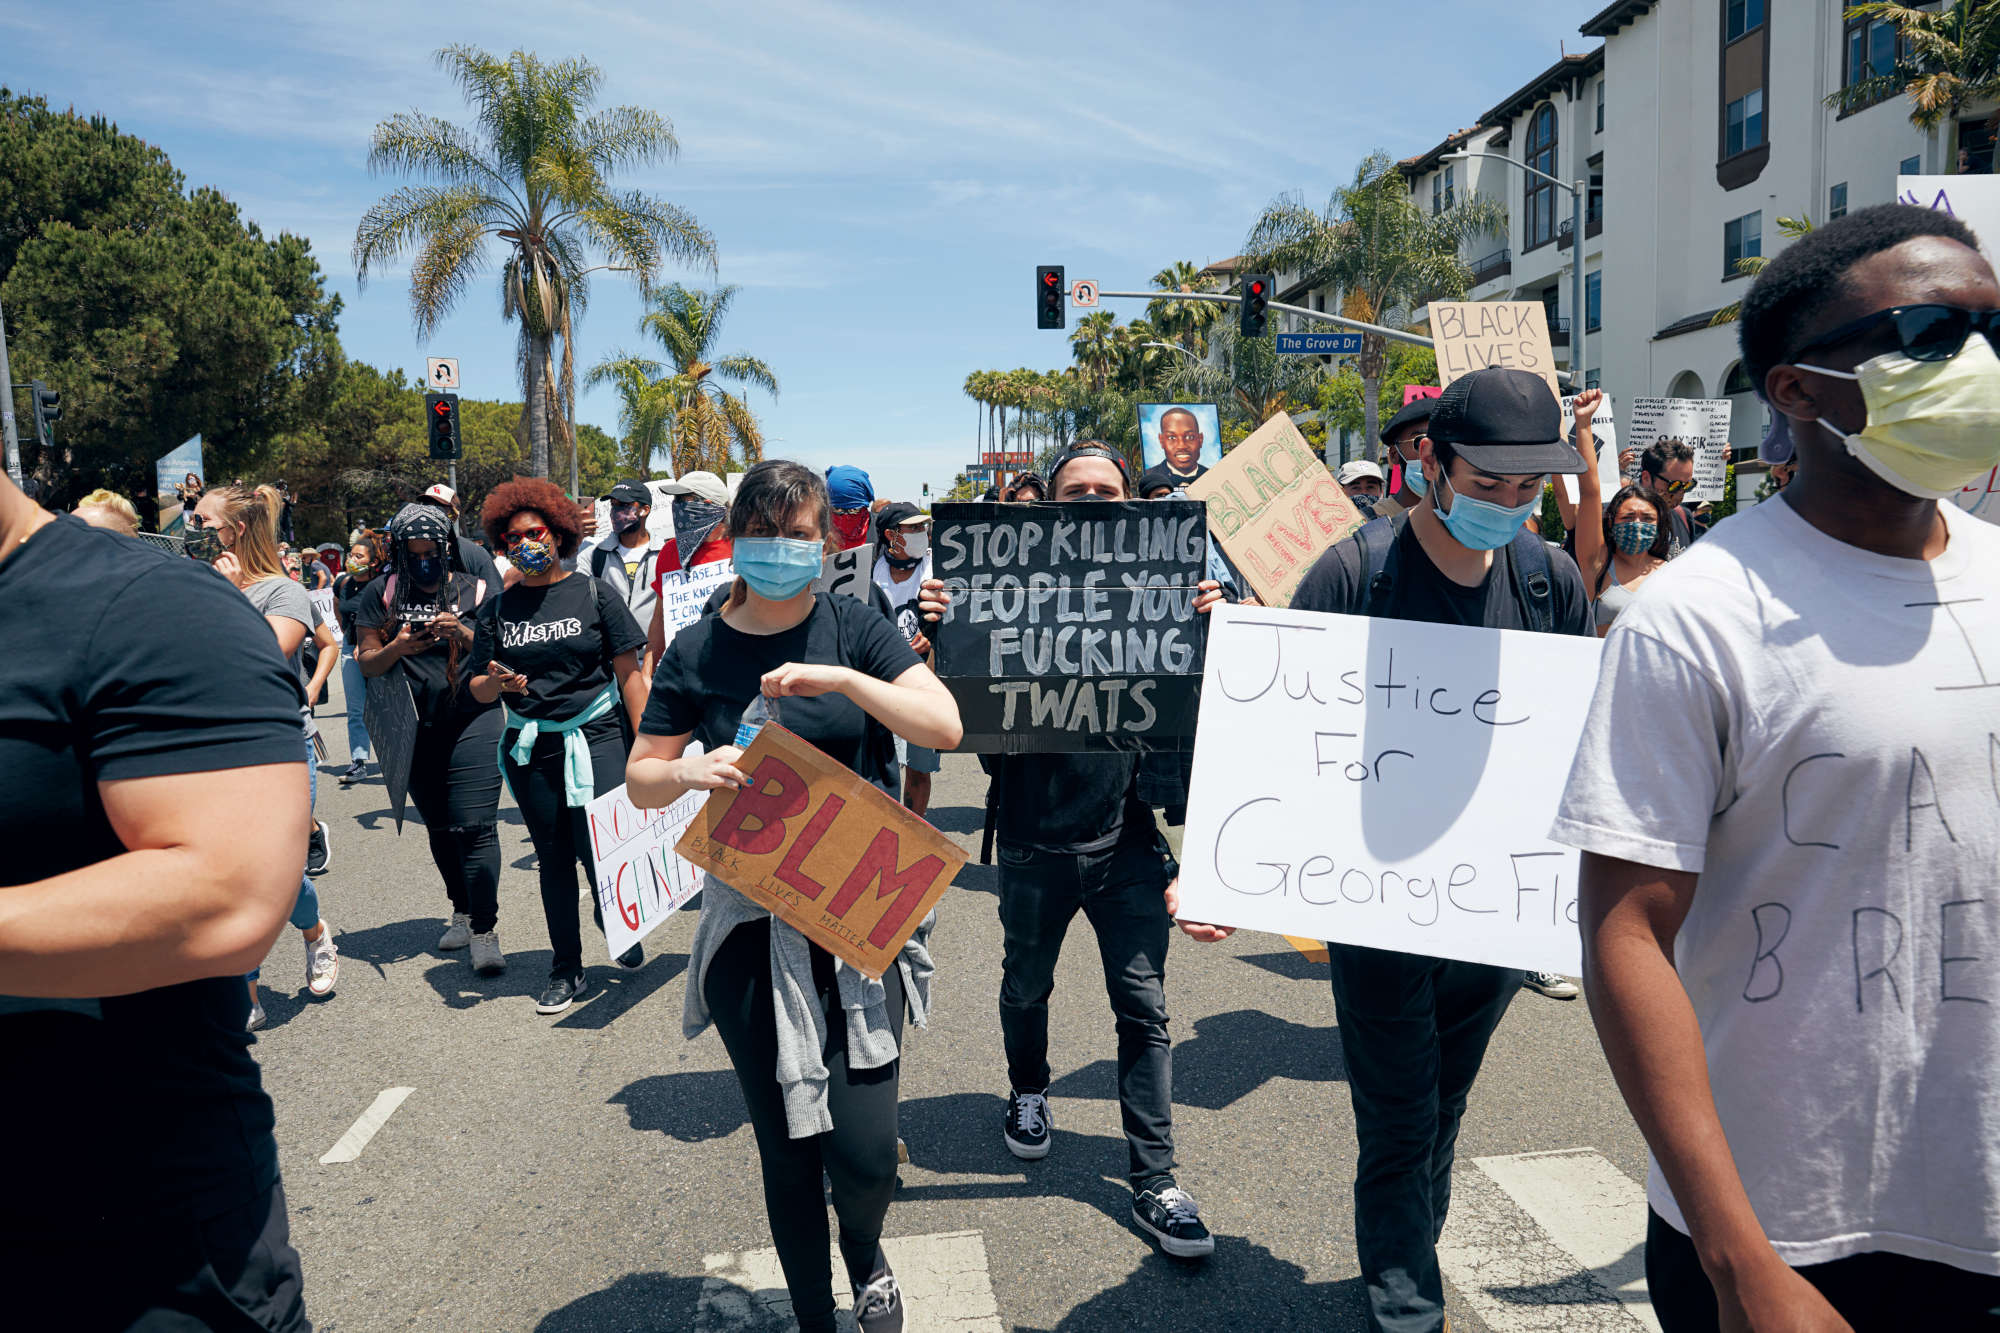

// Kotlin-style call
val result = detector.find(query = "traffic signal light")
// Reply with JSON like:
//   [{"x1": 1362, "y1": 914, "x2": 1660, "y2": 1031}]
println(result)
[
  {"x1": 29, "y1": 380, "x2": 60, "y2": 448},
  {"x1": 1036, "y1": 264, "x2": 1065, "y2": 330},
  {"x1": 425, "y1": 391, "x2": 461, "y2": 460},
  {"x1": 1239, "y1": 273, "x2": 1272, "y2": 338}
]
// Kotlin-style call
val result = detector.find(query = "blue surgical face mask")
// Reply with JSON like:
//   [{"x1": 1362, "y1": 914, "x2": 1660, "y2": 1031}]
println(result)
[
  {"x1": 1400, "y1": 449, "x2": 1428, "y2": 498},
  {"x1": 1434, "y1": 468, "x2": 1538, "y2": 551},
  {"x1": 733, "y1": 537, "x2": 823, "y2": 600}
]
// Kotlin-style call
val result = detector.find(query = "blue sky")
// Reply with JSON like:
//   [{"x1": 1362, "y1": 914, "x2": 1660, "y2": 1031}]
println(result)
[{"x1": 5, "y1": 0, "x2": 1609, "y2": 503}]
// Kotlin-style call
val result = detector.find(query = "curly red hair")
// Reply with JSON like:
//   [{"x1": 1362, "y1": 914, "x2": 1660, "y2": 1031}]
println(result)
[{"x1": 481, "y1": 478, "x2": 583, "y2": 559}]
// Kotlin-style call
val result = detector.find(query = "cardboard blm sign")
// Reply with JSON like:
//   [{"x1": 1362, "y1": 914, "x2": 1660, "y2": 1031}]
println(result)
[{"x1": 1185, "y1": 411, "x2": 1364, "y2": 608}]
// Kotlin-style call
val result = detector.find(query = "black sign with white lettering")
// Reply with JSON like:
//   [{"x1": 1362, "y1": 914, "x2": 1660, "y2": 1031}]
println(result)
[{"x1": 932, "y1": 500, "x2": 1206, "y2": 752}]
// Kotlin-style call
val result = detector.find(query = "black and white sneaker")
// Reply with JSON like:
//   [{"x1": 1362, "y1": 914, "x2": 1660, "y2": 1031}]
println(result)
[
  {"x1": 305, "y1": 821, "x2": 331, "y2": 878},
  {"x1": 1003, "y1": 1089, "x2": 1051, "y2": 1160},
  {"x1": 338, "y1": 760, "x2": 366, "y2": 787},
  {"x1": 852, "y1": 1265, "x2": 903, "y2": 1332},
  {"x1": 1523, "y1": 970, "x2": 1580, "y2": 1000},
  {"x1": 1133, "y1": 1182, "x2": 1214, "y2": 1259},
  {"x1": 615, "y1": 943, "x2": 645, "y2": 970},
  {"x1": 535, "y1": 972, "x2": 591, "y2": 1015}
]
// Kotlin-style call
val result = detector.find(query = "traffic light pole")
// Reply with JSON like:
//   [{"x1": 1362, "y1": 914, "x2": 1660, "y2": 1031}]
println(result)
[
  {"x1": 1089, "y1": 290, "x2": 1435, "y2": 349},
  {"x1": 0, "y1": 296, "x2": 22, "y2": 485}
]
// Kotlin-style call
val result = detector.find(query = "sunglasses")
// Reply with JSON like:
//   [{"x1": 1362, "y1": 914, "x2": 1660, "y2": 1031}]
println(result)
[
  {"x1": 1654, "y1": 477, "x2": 1694, "y2": 496},
  {"x1": 502, "y1": 525, "x2": 552, "y2": 547},
  {"x1": 1793, "y1": 303, "x2": 2000, "y2": 364}
]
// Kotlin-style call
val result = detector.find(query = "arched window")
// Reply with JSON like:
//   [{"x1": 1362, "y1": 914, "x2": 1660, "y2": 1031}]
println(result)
[{"x1": 1525, "y1": 105, "x2": 1559, "y2": 248}]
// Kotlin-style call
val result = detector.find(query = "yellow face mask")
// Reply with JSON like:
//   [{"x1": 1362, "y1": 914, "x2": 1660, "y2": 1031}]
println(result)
[{"x1": 1797, "y1": 336, "x2": 2000, "y2": 499}]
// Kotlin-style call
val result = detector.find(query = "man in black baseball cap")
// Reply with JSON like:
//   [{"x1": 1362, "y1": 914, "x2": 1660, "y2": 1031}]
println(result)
[
  {"x1": 586, "y1": 480, "x2": 666, "y2": 655},
  {"x1": 1167, "y1": 366, "x2": 1594, "y2": 1333},
  {"x1": 1375, "y1": 395, "x2": 1439, "y2": 518}
]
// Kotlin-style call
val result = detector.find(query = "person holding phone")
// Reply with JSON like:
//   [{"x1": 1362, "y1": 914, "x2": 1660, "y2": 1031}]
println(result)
[
  {"x1": 472, "y1": 479, "x2": 650, "y2": 1017},
  {"x1": 355, "y1": 504, "x2": 507, "y2": 977}
]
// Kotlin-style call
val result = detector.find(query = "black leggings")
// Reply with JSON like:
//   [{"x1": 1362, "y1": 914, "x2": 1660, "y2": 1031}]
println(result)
[
  {"x1": 504, "y1": 720, "x2": 627, "y2": 976},
  {"x1": 406, "y1": 706, "x2": 504, "y2": 933},
  {"x1": 706, "y1": 919, "x2": 904, "y2": 1333}
]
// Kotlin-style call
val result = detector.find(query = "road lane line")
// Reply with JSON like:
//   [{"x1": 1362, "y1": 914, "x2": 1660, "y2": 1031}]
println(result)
[
  {"x1": 697, "y1": 1229, "x2": 1001, "y2": 1332},
  {"x1": 319, "y1": 1086, "x2": 415, "y2": 1165},
  {"x1": 1283, "y1": 935, "x2": 1330, "y2": 962}
]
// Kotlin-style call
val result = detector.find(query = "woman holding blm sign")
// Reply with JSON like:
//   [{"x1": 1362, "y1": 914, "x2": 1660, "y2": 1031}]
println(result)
[{"x1": 626, "y1": 460, "x2": 963, "y2": 1333}]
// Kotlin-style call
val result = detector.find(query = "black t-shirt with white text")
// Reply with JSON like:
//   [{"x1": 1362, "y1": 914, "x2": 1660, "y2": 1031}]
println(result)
[
  {"x1": 1293, "y1": 517, "x2": 1592, "y2": 635},
  {"x1": 0, "y1": 516, "x2": 305, "y2": 1225},
  {"x1": 496, "y1": 571, "x2": 646, "y2": 744},
  {"x1": 354, "y1": 573, "x2": 500, "y2": 726}
]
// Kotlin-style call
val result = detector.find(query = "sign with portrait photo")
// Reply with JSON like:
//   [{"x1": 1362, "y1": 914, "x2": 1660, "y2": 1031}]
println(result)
[{"x1": 1138, "y1": 403, "x2": 1223, "y2": 485}]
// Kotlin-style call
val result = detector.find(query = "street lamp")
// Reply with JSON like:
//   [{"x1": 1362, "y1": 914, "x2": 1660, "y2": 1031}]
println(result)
[
  {"x1": 1443, "y1": 149, "x2": 1589, "y2": 391},
  {"x1": 1139, "y1": 341, "x2": 1203, "y2": 365}
]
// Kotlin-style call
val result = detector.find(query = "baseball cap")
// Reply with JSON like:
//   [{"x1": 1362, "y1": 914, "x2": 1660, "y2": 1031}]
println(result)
[
  {"x1": 875, "y1": 501, "x2": 927, "y2": 528},
  {"x1": 658, "y1": 470, "x2": 730, "y2": 506},
  {"x1": 1336, "y1": 460, "x2": 1385, "y2": 486},
  {"x1": 825, "y1": 465, "x2": 875, "y2": 510},
  {"x1": 1136, "y1": 464, "x2": 1180, "y2": 498},
  {"x1": 1379, "y1": 396, "x2": 1438, "y2": 447},
  {"x1": 421, "y1": 483, "x2": 459, "y2": 510},
  {"x1": 1426, "y1": 369, "x2": 1585, "y2": 475},
  {"x1": 607, "y1": 480, "x2": 652, "y2": 506}
]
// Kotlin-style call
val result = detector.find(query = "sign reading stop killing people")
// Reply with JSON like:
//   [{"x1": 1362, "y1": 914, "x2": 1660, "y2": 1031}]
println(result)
[
  {"x1": 1185, "y1": 410, "x2": 1363, "y2": 608},
  {"x1": 676, "y1": 724, "x2": 965, "y2": 978},
  {"x1": 1174, "y1": 603, "x2": 1604, "y2": 975},
  {"x1": 930, "y1": 499, "x2": 1207, "y2": 752}
]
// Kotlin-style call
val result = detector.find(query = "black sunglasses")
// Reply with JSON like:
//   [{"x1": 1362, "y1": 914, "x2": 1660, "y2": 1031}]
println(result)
[{"x1": 1792, "y1": 303, "x2": 2000, "y2": 364}]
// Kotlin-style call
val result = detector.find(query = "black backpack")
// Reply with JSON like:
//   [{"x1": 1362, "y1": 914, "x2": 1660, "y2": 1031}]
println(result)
[{"x1": 1352, "y1": 512, "x2": 1556, "y2": 634}]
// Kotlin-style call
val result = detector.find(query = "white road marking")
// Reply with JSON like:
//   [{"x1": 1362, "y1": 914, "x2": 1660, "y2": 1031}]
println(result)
[
  {"x1": 697, "y1": 1229, "x2": 1001, "y2": 1332},
  {"x1": 319, "y1": 1086, "x2": 415, "y2": 1165},
  {"x1": 1436, "y1": 1148, "x2": 1661, "y2": 1332}
]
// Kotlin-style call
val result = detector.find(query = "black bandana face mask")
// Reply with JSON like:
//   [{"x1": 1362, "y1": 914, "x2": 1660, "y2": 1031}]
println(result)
[{"x1": 672, "y1": 497, "x2": 727, "y2": 565}]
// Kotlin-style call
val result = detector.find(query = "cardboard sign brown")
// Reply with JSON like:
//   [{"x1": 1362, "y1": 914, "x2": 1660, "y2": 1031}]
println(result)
[
  {"x1": 1429, "y1": 301, "x2": 1561, "y2": 401},
  {"x1": 675, "y1": 724, "x2": 967, "y2": 978},
  {"x1": 1185, "y1": 411, "x2": 1364, "y2": 608}
]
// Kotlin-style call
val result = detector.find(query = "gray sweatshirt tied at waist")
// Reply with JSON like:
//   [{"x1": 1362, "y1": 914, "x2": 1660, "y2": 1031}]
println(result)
[{"x1": 683, "y1": 873, "x2": 934, "y2": 1139}]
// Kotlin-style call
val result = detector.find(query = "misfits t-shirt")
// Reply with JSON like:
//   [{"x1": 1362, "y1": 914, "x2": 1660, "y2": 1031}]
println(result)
[
  {"x1": 1551, "y1": 497, "x2": 2000, "y2": 1274},
  {"x1": 495, "y1": 571, "x2": 645, "y2": 735}
]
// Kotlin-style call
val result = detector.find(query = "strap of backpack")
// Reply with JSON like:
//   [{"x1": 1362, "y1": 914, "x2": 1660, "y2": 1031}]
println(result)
[
  {"x1": 591, "y1": 544, "x2": 617, "y2": 582},
  {"x1": 1506, "y1": 526, "x2": 1556, "y2": 635},
  {"x1": 1356, "y1": 514, "x2": 1407, "y2": 618}
]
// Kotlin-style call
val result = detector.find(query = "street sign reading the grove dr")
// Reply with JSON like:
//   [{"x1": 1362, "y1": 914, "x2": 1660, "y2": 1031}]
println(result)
[{"x1": 1275, "y1": 331, "x2": 1364, "y2": 356}]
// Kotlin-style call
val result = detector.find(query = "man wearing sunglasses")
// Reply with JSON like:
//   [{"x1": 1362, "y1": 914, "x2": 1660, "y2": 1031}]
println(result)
[
  {"x1": 1636, "y1": 438, "x2": 1699, "y2": 556},
  {"x1": 1555, "y1": 203, "x2": 2000, "y2": 1330}
]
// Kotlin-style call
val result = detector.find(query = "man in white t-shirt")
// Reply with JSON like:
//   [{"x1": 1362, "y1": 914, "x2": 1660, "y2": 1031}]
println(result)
[
  {"x1": 870, "y1": 501, "x2": 937, "y2": 815},
  {"x1": 1553, "y1": 204, "x2": 2000, "y2": 1330}
]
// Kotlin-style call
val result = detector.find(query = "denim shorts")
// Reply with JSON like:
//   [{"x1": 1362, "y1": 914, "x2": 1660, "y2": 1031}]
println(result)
[{"x1": 894, "y1": 735, "x2": 940, "y2": 773}]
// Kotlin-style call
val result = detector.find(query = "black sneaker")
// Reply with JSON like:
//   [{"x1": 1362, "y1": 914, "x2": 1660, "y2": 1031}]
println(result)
[
  {"x1": 305, "y1": 821, "x2": 331, "y2": 878},
  {"x1": 1133, "y1": 1182, "x2": 1214, "y2": 1258},
  {"x1": 852, "y1": 1265, "x2": 903, "y2": 1333},
  {"x1": 1003, "y1": 1089, "x2": 1051, "y2": 1160},
  {"x1": 615, "y1": 942, "x2": 645, "y2": 970},
  {"x1": 338, "y1": 760, "x2": 366, "y2": 787},
  {"x1": 1523, "y1": 970, "x2": 1581, "y2": 1000},
  {"x1": 535, "y1": 972, "x2": 591, "y2": 1015}
]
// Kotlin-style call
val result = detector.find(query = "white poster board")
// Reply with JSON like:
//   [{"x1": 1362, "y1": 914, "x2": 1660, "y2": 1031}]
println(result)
[
  {"x1": 307, "y1": 587, "x2": 342, "y2": 647},
  {"x1": 1556, "y1": 394, "x2": 1620, "y2": 505},
  {"x1": 656, "y1": 558, "x2": 736, "y2": 637},
  {"x1": 1176, "y1": 604, "x2": 1603, "y2": 975},
  {"x1": 1901, "y1": 175, "x2": 2000, "y2": 525},
  {"x1": 820, "y1": 543, "x2": 876, "y2": 601},
  {"x1": 586, "y1": 753, "x2": 708, "y2": 961},
  {"x1": 1627, "y1": 397, "x2": 1732, "y2": 502}
]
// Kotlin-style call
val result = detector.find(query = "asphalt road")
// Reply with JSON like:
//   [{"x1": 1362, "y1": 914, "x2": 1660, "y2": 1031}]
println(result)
[{"x1": 255, "y1": 671, "x2": 1650, "y2": 1332}]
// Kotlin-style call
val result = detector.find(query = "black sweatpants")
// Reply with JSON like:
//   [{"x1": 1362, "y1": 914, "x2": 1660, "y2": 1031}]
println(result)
[
  {"x1": 504, "y1": 718, "x2": 628, "y2": 977},
  {"x1": 406, "y1": 707, "x2": 504, "y2": 933},
  {"x1": 705, "y1": 918, "x2": 905, "y2": 1333}
]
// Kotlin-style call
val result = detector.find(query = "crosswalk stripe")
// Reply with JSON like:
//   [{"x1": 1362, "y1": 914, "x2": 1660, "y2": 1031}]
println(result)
[
  {"x1": 697, "y1": 1229, "x2": 1001, "y2": 1332},
  {"x1": 1436, "y1": 1148, "x2": 1661, "y2": 1332},
  {"x1": 319, "y1": 1086, "x2": 415, "y2": 1165},
  {"x1": 1283, "y1": 934, "x2": 1330, "y2": 962}
]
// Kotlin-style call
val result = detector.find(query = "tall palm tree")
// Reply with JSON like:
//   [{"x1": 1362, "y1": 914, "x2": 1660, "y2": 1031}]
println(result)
[
  {"x1": 1069, "y1": 311, "x2": 1120, "y2": 393},
  {"x1": 354, "y1": 45, "x2": 715, "y2": 479},
  {"x1": 1147, "y1": 260, "x2": 1223, "y2": 356},
  {"x1": 587, "y1": 283, "x2": 778, "y2": 476},
  {"x1": 1827, "y1": 2, "x2": 2000, "y2": 171},
  {"x1": 1244, "y1": 150, "x2": 1505, "y2": 455},
  {"x1": 1112, "y1": 318, "x2": 1168, "y2": 392},
  {"x1": 1166, "y1": 322, "x2": 1330, "y2": 429}
]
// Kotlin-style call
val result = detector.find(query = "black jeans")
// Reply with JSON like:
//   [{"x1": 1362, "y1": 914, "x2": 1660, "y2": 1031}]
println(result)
[
  {"x1": 504, "y1": 719, "x2": 629, "y2": 977},
  {"x1": 1326, "y1": 943, "x2": 1523, "y2": 1333},
  {"x1": 406, "y1": 706, "x2": 504, "y2": 933},
  {"x1": 997, "y1": 834, "x2": 1175, "y2": 1190},
  {"x1": 1646, "y1": 1208, "x2": 2000, "y2": 1331},
  {"x1": 706, "y1": 919, "x2": 904, "y2": 1333}
]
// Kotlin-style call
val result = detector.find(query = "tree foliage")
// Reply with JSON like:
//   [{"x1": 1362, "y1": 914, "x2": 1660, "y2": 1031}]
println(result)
[
  {"x1": 586, "y1": 282, "x2": 776, "y2": 475},
  {"x1": 1826, "y1": 1, "x2": 2000, "y2": 169}
]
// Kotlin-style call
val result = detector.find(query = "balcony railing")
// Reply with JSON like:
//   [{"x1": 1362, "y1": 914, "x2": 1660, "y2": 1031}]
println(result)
[
  {"x1": 1548, "y1": 316, "x2": 1571, "y2": 346},
  {"x1": 1468, "y1": 247, "x2": 1512, "y2": 285}
]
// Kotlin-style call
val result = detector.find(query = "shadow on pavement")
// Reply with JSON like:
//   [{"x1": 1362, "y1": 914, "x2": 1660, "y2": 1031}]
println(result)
[
  {"x1": 926, "y1": 802, "x2": 987, "y2": 837},
  {"x1": 424, "y1": 948, "x2": 554, "y2": 1010},
  {"x1": 334, "y1": 916, "x2": 451, "y2": 976},
  {"x1": 1047, "y1": 1008, "x2": 1344, "y2": 1111},
  {"x1": 251, "y1": 982, "x2": 331, "y2": 1030},
  {"x1": 553, "y1": 951, "x2": 687, "y2": 1030},
  {"x1": 1237, "y1": 948, "x2": 1329, "y2": 982},
  {"x1": 532, "y1": 1271, "x2": 709, "y2": 1332},
  {"x1": 950, "y1": 861, "x2": 999, "y2": 899},
  {"x1": 608, "y1": 1069, "x2": 750, "y2": 1143},
  {"x1": 892, "y1": 1090, "x2": 1136, "y2": 1230},
  {"x1": 1017, "y1": 1240, "x2": 1370, "y2": 1331}
]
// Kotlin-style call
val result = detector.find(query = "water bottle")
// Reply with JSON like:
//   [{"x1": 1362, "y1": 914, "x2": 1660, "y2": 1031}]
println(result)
[{"x1": 733, "y1": 692, "x2": 781, "y2": 750}]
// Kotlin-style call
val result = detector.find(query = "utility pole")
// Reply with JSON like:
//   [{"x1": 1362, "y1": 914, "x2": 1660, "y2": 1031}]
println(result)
[{"x1": 0, "y1": 295, "x2": 22, "y2": 485}]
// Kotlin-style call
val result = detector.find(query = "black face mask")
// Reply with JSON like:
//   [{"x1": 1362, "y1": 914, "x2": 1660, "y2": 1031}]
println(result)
[
  {"x1": 672, "y1": 497, "x2": 727, "y2": 565},
  {"x1": 406, "y1": 553, "x2": 444, "y2": 588}
]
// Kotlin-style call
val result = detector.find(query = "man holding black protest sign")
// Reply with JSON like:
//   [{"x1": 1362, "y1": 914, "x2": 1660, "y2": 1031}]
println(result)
[{"x1": 920, "y1": 443, "x2": 1227, "y2": 1260}]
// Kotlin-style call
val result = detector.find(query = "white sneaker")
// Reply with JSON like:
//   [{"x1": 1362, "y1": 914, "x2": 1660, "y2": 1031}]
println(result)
[
  {"x1": 469, "y1": 930, "x2": 506, "y2": 976},
  {"x1": 438, "y1": 913, "x2": 473, "y2": 951},
  {"x1": 306, "y1": 926, "x2": 339, "y2": 998},
  {"x1": 1523, "y1": 970, "x2": 1580, "y2": 1001},
  {"x1": 246, "y1": 999, "x2": 267, "y2": 1032}
]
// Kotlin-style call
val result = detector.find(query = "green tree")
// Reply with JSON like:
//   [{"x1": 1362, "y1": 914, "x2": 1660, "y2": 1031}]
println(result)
[
  {"x1": 1163, "y1": 322, "x2": 1329, "y2": 434},
  {"x1": 588, "y1": 282, "x2": 777, "y2": 475},
  {"x1": 1068, "y1": 310, "x2": 1119, "y2": 392},
  {"x1": 1317, "y1": 342, "x2": 1439, "y2": 461},
  {"x1": 1244, "y1": 150, "x2": 1504, "y2": 456},
  {"x1": 1146, "y1": 260, "x2": 1223, "y2": 357},
  {"x1": 353, "y1": 45, "x2": 715, "y2": 479},
  {"x1": 0, "y1": 88, "x2": 182, "y2": 288},
  {"x1": 1826, "y1": 2, "x2": 2000, "y2": 171}
]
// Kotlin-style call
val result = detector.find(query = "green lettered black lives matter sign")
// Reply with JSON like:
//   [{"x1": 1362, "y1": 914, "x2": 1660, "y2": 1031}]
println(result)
[{"x1": 931, "y1": 500, "x2": 1207, "y2": 753}]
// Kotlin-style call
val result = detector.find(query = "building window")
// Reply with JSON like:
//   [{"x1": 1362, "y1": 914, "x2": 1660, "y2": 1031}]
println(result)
[
  {"x1": 1586, "y1": 271, "x2": 1602, "y2": 332},
  {"x1": 1524, "y1": 105, "x2": 1559, "y2": 248},
  {"x1": 1432, "y1": 172, "x2": 1441, "y2": 215},
  {"x1": 1900, "y1": 154, "x2": 1922, "y2": 176},
  {"x1": 1829, "y1": 182, "x2": 1848, "y2": 219},
  {"x1": 1724, "y1": 0, "x2": 1764, "y2": 42},
  {"x1": 1724, "y1": 88, "x2": 1765, "y2": 157},
  {"x1": 1585, "y1": 367, "x2": 1602, "y2": 390},
  {"x1": 1596, "y1": 80, "x2": 1606, "y2": 133},
  {"x1": 1724, "y1": 211, "x2": 1762, "y2": 276},
  {"x1": 1844, "y1": 11, "x2": 1900, "y2": 91},
  {"x1": 1443, "y1": 163, "x2": 1455, "y2": 211}
]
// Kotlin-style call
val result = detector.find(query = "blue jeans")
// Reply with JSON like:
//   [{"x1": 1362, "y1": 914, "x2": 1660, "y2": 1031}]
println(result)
[
  {"x1": 1326, "y1": 944, "x2": 1523, "y2": 1333},
  {"x1": 250, "y1": 727, "x2": 320, "y2": 982},
  {"x1": 340, "y1": 651, "x2": 370, "y2": 764}
]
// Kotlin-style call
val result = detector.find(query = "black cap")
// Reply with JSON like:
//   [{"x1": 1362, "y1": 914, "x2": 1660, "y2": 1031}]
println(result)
[
  {"x1": 1380, "y1": 395, "x2": 1438, "y2": 447},
  {"x1": 1427, "y1": 369, "x2": 1584, "y2": 475},
  {"x1": 1136, "y1": 464, "x2": 1182, "y2": 498},
  {"x1": 874, "y1": 500, "x2": 924, "y2": 534},
  {"x1": 608, "y1": 480, "x2": 652, "y2": 505}
]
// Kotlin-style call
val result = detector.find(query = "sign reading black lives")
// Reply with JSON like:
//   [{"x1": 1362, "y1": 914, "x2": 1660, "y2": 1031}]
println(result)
[{"x1": 932, "y1": 500, "x2": 1207, "y2": 752}]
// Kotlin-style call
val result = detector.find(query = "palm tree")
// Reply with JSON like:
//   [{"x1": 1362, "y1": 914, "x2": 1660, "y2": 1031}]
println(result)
[
  {"x1": 1147, "y1": 260, "x2": 1223, "y2": 356},
  {"x1": 354, "y1": 45, "x2": 715, "y2": 479},
  {"x1": 1069, "y1": 311, "x2": 1120, "y2": 393},
  {"x1": 586, "y1": 354, "x2": 680, "y2": 473},
  {"x1": 587, "y1": 283, "x2": 778, "y2": 476},
  {"x1": 1711, "y1": 215, "x2": 1816, "y2": 326},
  {"x1": 1827, "y1": 2, "x2": 2000, "y2": 172},
  {"x1": 1244, "y1": 150, "x2": 1505, "y2": 455},
  {"x1": 1112, "y1": 318, "x2": 1169, "y2": 392},
  {"x1": 1166, "y1": 322, "x2": 1330, "y2": 430}
]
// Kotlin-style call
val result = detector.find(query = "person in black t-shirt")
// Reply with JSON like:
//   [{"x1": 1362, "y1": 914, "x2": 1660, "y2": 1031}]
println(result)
[
  {"x1": 628, "y1": 460, "x2": 963, "y2": 1333},
  {"x1": 356, "y1": 504, "x2": 507, "y2": 976},
  {"x1": 332, "y1": 532, "x2": 384, "y2": 784},
  {"x1": 917, "y1": 443, "x2": 1228, "y2": 1264},
  {"x1": 473, "y1": 479, "x2": 650, "y2": 1016},
  {"x1": 1170, "y1": 368, "x2": 1593, "y2": 1333},
  {"x1": 0, "y1": 469, "x2": 313, "y2": 1329},
  {"x1": 418, "y1": 483, "x2": 511, "y2": 597}
]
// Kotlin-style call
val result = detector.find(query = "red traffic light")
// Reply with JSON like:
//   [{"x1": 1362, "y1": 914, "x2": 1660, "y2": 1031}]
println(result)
[
  {"x1": 1249, "y1": 279, "x2": 1266, "y2": 296},
  {"x1": 432, "y1": 399, "x2": 452, "y2": 417},
  {"x1": 1043, "y1": 271, "x2": 1059, "y2": 288}
]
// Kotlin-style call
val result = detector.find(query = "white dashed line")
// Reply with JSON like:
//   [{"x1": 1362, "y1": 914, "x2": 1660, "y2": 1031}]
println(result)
[
  {"x1": 697, "y1": 1229, "x2": 1001, "y2": 1332},
  {"x1": 319, "y1": 1086, "x2": 415, "y2": 1165}
]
